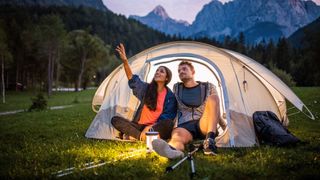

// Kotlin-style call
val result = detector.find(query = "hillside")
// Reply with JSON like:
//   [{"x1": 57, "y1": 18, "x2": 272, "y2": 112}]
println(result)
[
  {"x1": 0, "y1": 4, "x2": 174, "y2": 90},
  {"x1": 0, "y1": 0, "x2": 108, "y2": 11},
  {"x1": 0, "y1": 5, "x2": 172, "y2": 57},
  {"x1": 288, "y1": 17, "x2": 320, "y2": 49}
]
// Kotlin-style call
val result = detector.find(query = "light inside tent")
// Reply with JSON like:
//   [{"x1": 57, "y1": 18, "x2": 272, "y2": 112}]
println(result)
[
  {"x1": 146, "y1": 57, "x2": 227, "y2": 136},
  {"x1": 146, "y1": 57, "x2": 220, "y2": 90}
]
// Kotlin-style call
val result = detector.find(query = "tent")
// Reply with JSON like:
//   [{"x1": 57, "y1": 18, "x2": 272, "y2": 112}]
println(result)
[{"x1": 85, "y1": 41, "x2": 314, "y2": 147}]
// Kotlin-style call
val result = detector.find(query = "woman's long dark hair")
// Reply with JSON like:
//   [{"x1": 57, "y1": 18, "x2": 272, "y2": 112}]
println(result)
[{"x1": 144, "y1": 66, "x2": 172, "y2": 111}]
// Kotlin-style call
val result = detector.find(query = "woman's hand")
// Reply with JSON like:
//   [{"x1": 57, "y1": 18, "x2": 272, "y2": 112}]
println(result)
[
  {"x1": 116, "y1": 43, "x2": 132, "y2": 79},
  {"x1": 115, "y1": 43, "x2": 128, "y2": 63},
  {"x1": 139, "y1": 125, "x2": 153, "y2": 141}
]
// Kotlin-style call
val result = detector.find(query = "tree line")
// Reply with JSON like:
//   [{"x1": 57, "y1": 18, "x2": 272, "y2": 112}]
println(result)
[
  {"x1": 184, "y1": 31, "x2": 319, "y2": 87},
  {"x1": 0, "y1": 5, "x2": 173, "y2": 100},
  {"x1": 0, "y1": 14, "x2": 116, "y2": 97},
  {"x1": 0, "y1": 5, "x2": 319, "y2": 102}
]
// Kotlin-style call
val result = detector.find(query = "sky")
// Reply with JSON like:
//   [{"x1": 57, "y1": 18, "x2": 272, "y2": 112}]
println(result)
[
  {"x1": 103, "y1": 0, "x2": 227, "y2": 24},
  {"x1": 103, "y1": 0, "x2": 320, "y2": 24}
]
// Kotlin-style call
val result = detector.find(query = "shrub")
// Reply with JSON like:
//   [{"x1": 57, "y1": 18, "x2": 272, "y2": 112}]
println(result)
[
  {"x1": 29, "y1": 93, "x2": 47, "y2": 111},
  {"x1": 269, "y1": 64, "x2": 296, "y2": 87},
  {"x1": 72, "y1": 96, "x2": 80, "y2": 104}
]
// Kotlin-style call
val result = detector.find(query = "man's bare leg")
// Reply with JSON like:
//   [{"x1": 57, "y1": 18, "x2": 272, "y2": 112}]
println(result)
[
  {"x1": 199, "y1": 95, "x2": 220, "y2": 155},
  {"x1": 199, "y1": 95, "x2": 220, "y2": 135},
  {"x1": 168, "y1": 128, "x2": 193, "y2": 151}
]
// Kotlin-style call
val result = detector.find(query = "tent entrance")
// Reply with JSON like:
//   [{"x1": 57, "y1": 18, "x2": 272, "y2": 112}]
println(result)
[{"x1": 145, "y1": 56, "x2": 228, "y2": 138}]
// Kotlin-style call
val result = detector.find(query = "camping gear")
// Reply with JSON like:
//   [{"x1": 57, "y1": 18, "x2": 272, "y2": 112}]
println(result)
[
  {"x1": 85, "y1": 41, "x2": 314, "y2": 147},
  {"x1": 253, "y1": 111, "x2": 300, "y2": 146},
  {"x1": 146, "y1": 131, "x2": 159, "y2": 153},
  {"x1": 166, "y1": 143, "x2": 203, "y2": 178}
]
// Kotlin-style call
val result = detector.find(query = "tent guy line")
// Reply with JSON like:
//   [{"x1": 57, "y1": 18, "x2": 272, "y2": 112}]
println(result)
[{"x1": 53, "y1": 149, "x2": 145, "y2": 178}]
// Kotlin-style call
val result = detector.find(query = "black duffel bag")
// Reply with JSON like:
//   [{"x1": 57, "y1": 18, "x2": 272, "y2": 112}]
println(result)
[{"x1": 253, "y1": 111, "x2": 300, "y2": 146}]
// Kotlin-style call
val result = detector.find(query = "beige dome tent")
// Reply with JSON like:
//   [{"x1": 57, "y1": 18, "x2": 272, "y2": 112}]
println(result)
[{"x1": 85, "y1": 41, "x2": 314, "y2": 147}]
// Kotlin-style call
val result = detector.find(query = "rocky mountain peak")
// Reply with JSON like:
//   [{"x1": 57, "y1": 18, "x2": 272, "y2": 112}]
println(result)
[
  {"x1": 188, "y1": 0, "x2": 320, "y2": 43},
  {"x1": 149, "y1": 5, "x2": 169, "y2": 19},
  {"x1": 130, "y1": 0, "x2": 320, "y2": 44},
  {"x1": 129, "y1": 5, "x2": 189, "y2": 36}
]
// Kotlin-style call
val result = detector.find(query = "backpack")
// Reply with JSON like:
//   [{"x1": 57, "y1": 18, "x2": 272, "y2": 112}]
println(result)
[
  {"x1": 175, "y1": 81, "x2": 208, "y2": 107},
  {"x1": 253, "y1": 111, "x2": 300, "y2": 146}
]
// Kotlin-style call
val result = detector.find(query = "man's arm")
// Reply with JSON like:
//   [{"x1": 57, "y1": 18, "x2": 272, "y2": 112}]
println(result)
[{"x1": 208, "y1": 82, "x2": 218, "y2": 97}]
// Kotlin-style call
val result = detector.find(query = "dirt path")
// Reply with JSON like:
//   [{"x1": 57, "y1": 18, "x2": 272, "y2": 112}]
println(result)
[{"x1": 0, "y1": 105, "x2": 74, "y2": 116}]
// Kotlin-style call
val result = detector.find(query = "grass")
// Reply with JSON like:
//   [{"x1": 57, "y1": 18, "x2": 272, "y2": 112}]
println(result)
[
  {"x1": 0, "y1": 90, "x2": 94, "y2": 112},
  {"x1": 0, "y1": 87, "x2": 319, "y2": 179}
]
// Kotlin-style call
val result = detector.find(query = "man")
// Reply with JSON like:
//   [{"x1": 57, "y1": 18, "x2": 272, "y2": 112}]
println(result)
[{"x1": 152, "y1": 61, "x2": 222, "y2": 159}]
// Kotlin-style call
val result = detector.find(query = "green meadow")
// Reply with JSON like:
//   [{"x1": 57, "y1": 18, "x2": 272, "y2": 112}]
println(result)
[{"x1": 0, "y1": 87, "x2": 319, "y2": 179}]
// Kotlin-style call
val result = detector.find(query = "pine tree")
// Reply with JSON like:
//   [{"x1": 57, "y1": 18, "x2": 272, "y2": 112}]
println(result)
[{"x1": 275, "y1": 38, "x2": 291, "y2": 72}]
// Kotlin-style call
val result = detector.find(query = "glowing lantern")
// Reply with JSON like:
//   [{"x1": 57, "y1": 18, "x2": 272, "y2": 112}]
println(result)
[{"x1": 145, "y1": 131, "x2": 159, "y2": 153}]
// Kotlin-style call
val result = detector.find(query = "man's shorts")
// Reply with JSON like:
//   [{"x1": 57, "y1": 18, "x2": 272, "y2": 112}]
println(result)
[{"x1": 177, "y1": 120, "x2": 206, "y2": 139}]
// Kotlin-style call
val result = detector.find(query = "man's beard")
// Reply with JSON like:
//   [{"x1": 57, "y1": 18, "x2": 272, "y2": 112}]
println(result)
[{"x1": 180, "y1": 76, "x2": 192, "y2": 83}]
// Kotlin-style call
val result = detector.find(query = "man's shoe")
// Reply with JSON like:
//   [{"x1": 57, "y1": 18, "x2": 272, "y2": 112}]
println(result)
[
  {"x1": 152, "y1": 139, "x2": 184, "y2": 159},
  {"x1": 203, "y1": 138, "x2": 218, "y2": 155}
]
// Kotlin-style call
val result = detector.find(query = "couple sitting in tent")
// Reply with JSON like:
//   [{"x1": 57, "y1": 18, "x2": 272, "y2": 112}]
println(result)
[{"x1": 111, "y1": 43, "x2": 221, "y2": 159}]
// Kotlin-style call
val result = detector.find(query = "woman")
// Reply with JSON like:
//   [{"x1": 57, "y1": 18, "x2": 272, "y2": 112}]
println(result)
[{"x1": 111, "y1": 43, "x2": 177, "y2": 141}]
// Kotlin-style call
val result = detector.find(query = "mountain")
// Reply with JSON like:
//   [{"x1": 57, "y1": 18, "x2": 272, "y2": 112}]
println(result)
[
  {"x1": 288, "y1": 16, "x2": 320, "y2": 48},
  {"x1": 130, "y1": 0, "x2": 320, "y2": 44},
  {"x1": 0, "y1": 0, "x2": 108, "y2": 11},
  {"x1": 288, "y1": 16, "x2": 320, "y2": 86},
  {"x1": 243, "y1": 22, "x2": 284, "y2": 44},
  {"x1": 129, "y1": 5, "x2": 189, "y2": 36},
  {"x1": 188, "y1": 0, "x2": 320, "y2": 43}
]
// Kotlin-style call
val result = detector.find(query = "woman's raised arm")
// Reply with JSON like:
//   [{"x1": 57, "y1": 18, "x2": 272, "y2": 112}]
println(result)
[{"x1": 116, "y1": 43, "x2": 133, "y2": 80}]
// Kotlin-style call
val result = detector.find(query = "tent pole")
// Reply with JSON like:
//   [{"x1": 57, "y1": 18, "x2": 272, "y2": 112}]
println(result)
[{"x1": 302, "y1": 105, "x2": 315, "y2": 120}]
